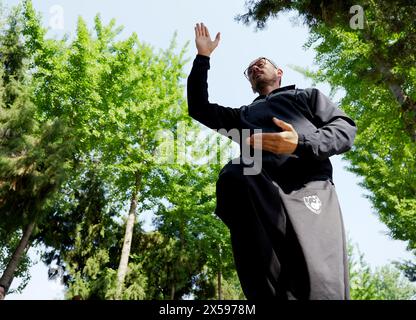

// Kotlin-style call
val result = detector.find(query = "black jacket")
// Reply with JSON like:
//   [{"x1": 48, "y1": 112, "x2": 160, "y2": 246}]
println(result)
[{"x1": 187, "y1": 55, "x2": 357, "y2": 188}]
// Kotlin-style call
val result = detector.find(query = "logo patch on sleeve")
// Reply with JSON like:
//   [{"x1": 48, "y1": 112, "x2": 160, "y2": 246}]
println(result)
[{"x1": 303, "y1": 195, "x2": 322, "y2": 214}]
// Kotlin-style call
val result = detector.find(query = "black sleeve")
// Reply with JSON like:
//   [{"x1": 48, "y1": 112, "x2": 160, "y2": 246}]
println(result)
[
  {"x1": 294, "y1": 88, "x2": 357, "y2": 160},
  {"x1": 187, "y1": 55, "x2": 241, "y2": 132}
]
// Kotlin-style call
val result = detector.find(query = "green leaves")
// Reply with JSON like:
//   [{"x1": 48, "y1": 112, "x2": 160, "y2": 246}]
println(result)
[
  {"x1": 1, "y1": 1, "x2": 241, "y2": 299},
  {"x1": 348, "y1": 240, "x2": 416, "y2": 300}
]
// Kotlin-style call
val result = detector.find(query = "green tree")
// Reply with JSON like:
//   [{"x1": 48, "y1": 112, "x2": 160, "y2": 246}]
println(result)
[
  {"x1": 16, "y1": 0, "x2": 192, "y2": 298},
  {"x1": 0, "y1": 230, "x2": 32, "y2": 295},
  {"x1": 1, "y1": 1, "x2": 241, "y2": 300},
  {"x1": 0, "y1": 3, "x2": 74, "y2": 297},
  {"x1": 395, "y1": 260, "x2": 416, "y2": 283},
  {"x1": 15, "y1": 0, "x2": 238, "y2": 300},
  {"x1": 36, "y1": 164, "x2": 130, "y2": 300},
  {"x1": 61, "y1": 18, "x2": 189, "y2": 299},
  {"x1": 348, "y1": 241, "x2": 416, "y2": 300},
  {"x1": 152, "y1": 159, "x2": 242, "y2": 300}
]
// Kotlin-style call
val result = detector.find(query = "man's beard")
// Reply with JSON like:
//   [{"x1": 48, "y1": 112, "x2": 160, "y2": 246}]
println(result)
[{"x1": 253, "y1": 75, "x2": 278, "y2": 93}]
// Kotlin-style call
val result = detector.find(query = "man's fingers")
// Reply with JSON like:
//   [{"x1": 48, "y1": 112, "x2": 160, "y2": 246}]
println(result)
[
  {"x1": 195, "y1": 24, "x2": 200, "y2": 37},
  {"x1": 197, "y1": 23, "x2": 203, "y2": 37},
  {"x1": 249, "y1": 140, "x2": 276, "y2": 153},
  {"x1": 247, "y1": 134, "x2": 264, "y2": 147},
  {"x1": 214, "y1": 32, "x2": 221, "y2": 45},
  {"x1": 199, "y1": 23, "x2": 204, "y2": 36},
  {"x1": 250, "y1": 133, "x2": 278, "y2": 141},
  {"x1": 200, "y1": 22, "x2": 207, "y2": 37},
  {"x1": 273, "y1": 117, "x2": 293, "y2": 131},
  {"x1": 247, "y1": 133, "x2": 280, "y2": 147},
  {"x1": 247, "y1": 137, "x2": 279, "y2": 153},
  {"x1": 204, "y1": 25, "x2": 211, "y2": 38},
  {"x1": 195, "y1": 23, "x2": 220, "y2": 46},
  {"x1": 247, "y1": 131, "x2": 297, "y2": 155}
]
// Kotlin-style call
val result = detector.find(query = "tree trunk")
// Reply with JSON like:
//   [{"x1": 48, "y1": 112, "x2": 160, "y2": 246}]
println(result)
[
  {"x1": 217, "y1": 270, "x2": 222, "y2": 300},
  {"x1": 115, "y1": 172, "x2": 142, "y2": 299},
  {"x1": 0, "y1": 220, "x2": 36, "y2": 298},
  {"x1": 217, "y1": 244, "x2": 222, "y2": 300},
  {"x1": 367, "y1": 37, "x2": 416, "y2": 142},
  {"x1": 386, "y1": 82, "x2": 416, "y2": 142},
  {"x1": 170, "y1": 283, "x2": 175, "y2": 300},
  {"x1": 375, "y1": 61, "x2": 416, "y2": 141}
]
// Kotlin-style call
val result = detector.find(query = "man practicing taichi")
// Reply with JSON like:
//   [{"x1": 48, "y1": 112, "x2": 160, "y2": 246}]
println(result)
[{"x1": 187, "y1": 23, "x2": 357, "y2": 300}]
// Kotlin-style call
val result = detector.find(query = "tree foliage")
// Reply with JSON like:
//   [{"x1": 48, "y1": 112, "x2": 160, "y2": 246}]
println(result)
[
  {"x1": 348, "y1": 240, "x2": 416, "y2": 300},
  {"x1": 0, "y1": 0, "x2": 244, "y2": 299},
  {"x1": 0, "y1": 2, "x2": 75, "y2": 293}
]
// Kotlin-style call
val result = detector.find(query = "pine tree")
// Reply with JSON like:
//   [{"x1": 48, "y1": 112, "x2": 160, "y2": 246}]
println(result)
[{"x1": 0, "y1": 3, "x2": 74, "y2": 297}]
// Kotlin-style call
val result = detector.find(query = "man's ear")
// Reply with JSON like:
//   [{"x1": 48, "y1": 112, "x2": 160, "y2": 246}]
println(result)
[{"x1": 277, "y1": 68, "x2": 283, "y2": 86}]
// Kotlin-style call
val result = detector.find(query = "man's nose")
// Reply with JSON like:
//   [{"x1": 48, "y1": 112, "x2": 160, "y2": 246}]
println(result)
[{"x1": 250, "y1": 65, "x2": 261, "y2": 77}]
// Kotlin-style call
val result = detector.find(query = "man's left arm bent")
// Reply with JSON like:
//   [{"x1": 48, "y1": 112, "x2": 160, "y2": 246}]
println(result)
[{"x1": 293, "y1": 88, "x2": 357, "y2": 160}]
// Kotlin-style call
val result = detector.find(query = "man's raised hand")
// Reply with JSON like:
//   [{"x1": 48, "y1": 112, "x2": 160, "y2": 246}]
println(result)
[{"x1": 194, "y1": 23, "x2": 220, "y2": 57}]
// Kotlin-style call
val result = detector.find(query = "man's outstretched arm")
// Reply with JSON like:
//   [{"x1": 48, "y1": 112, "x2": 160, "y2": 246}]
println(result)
[{"x1": 187, "y1": 23, "x2": 241, "y2": 132}]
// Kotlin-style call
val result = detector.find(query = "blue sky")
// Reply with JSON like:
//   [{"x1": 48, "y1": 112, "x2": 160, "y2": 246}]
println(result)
[{"x1": 4, "y1": 0, "x2": 414, "y2": 299}]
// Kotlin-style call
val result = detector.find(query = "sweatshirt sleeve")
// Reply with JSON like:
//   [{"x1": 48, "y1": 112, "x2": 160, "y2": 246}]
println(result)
[
  {"x1": 187, "y1": 55, "x2": 241, "y2": 132},
  {"x1": 294, "y1": 88, "x2": 357, "y2": 160}
]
